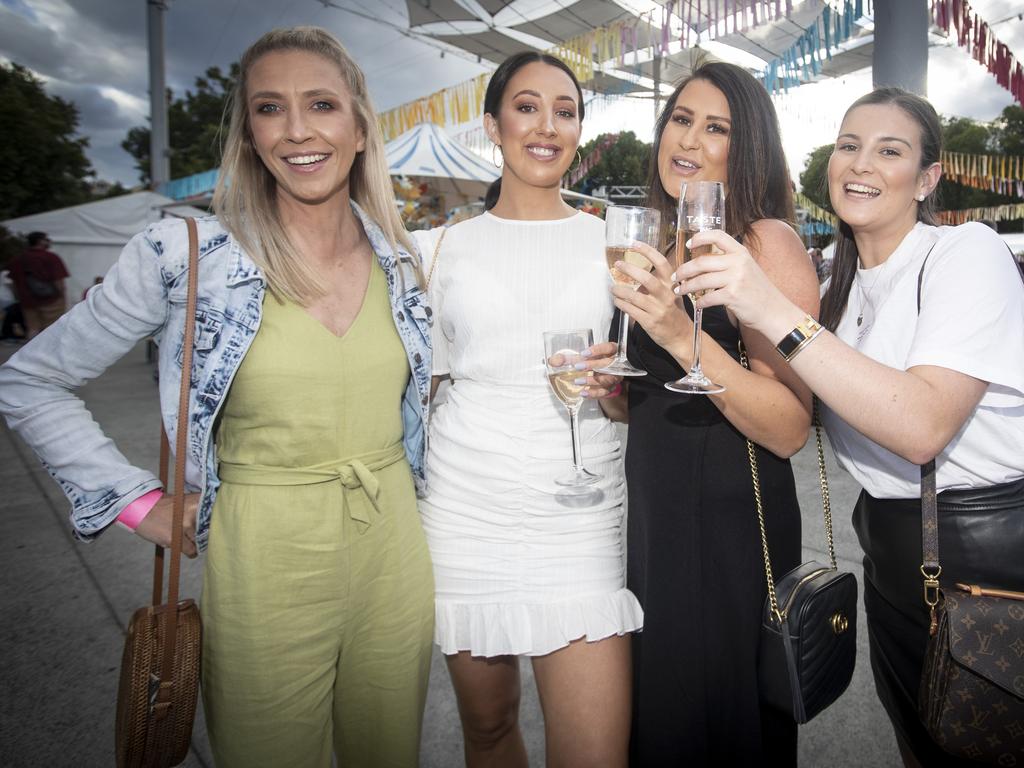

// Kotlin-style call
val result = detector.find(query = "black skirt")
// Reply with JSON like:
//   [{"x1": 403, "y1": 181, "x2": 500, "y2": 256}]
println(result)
[{"x1": 853, "y1": 478, "x2": 1024, "y2": 767}]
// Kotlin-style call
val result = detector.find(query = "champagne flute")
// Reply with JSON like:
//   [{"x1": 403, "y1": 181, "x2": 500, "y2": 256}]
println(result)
[
  {"x1": 666, "y1": 181, "x2": 726, "y2": 394},
  {"x1": 596, "y1": 205, "x2": 662, "y2": 377},
  {"x1": 543, "y1": 329, "x2": 601, "y2": 487}
]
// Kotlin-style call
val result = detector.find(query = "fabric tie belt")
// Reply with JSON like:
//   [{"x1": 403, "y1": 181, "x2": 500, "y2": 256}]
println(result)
[{"x1": 218, "y1": 444, "x2": 406, "y2": 532}]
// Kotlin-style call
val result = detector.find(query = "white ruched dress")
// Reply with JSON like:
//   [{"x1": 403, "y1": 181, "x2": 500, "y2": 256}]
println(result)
[{"x1": 413, "y1": 211, "x2": 643, "y2": 658}]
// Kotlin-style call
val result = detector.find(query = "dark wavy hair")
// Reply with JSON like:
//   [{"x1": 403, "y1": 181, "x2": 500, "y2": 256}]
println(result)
[
  {"x1": 646, "y1": 61, "x2": 794, "y2": 249},
  {"x1": 819, "y1": 87, "x2": 942, "y2": 330},
  {"x1": 482, "y1": 52, "x2": 585, "y2": 210}
]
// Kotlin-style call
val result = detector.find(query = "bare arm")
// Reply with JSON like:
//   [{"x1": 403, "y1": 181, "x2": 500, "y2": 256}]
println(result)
[
  {"x1": 676, "y1": 229, "x2": 989, "y2": 464},
  {"x1": 613, "y1": 220, "x2": 818, "y2": 458}
]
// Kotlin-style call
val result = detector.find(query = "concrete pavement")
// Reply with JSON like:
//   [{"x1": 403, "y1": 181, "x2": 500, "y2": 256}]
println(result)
[{"x1": 0, "y1": 342, "x2": 899, "y2": 766}]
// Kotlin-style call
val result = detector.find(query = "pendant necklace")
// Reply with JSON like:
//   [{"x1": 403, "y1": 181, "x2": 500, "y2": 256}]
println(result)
[{"x1": 855, "y1": 257, "x2": 891, "y2": 328}]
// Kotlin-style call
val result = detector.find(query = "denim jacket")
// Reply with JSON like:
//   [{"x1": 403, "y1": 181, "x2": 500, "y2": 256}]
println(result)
[{"x1": 0, "y1": 202, "x2": 432, "y2": 552}]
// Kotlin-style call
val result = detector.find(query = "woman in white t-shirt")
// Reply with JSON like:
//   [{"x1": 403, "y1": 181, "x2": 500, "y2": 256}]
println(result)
[{"x1": 673, "y1": 87, "x2": 1024, "y2": 767}]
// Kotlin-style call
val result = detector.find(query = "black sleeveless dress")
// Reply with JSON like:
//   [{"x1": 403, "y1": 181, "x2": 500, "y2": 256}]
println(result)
[{"x1": 620, "y1": 302, "x2": 802, "y2": 766}]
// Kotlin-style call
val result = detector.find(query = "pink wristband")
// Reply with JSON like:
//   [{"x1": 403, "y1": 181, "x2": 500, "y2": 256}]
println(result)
[{"x1": 117, "y1": 489, "x2": 163, "y2": 530}]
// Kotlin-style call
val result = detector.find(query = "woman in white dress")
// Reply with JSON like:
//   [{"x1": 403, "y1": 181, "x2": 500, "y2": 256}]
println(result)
[{"x1": 412, "y1": 53, "x2": 643, "y2": 767}]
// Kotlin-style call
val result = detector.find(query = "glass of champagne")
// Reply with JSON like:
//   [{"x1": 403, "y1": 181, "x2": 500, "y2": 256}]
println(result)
[
  {"x1": 544, "y1": 329, "x2": 601, "y2": 487},
  {"x1": 596, "y1": 205, "x2": 662, "y2": 377},
  {"x1": 666, "y1": 180, "x2": 727, "y2": 394}
]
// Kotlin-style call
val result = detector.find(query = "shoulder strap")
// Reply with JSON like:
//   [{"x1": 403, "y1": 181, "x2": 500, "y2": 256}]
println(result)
[
  {"x1": 915, "y1": 241, "x2": 941, "y2": 616},
  {"x1": 425, "y1": 227, "x2": 449, "y2": 290},
  {"x1": 152, "y1": 218, "x2": 199, "y2": 685},
  {"x1": 739, "y1": 343, "x2": 834, "y2": 625}
]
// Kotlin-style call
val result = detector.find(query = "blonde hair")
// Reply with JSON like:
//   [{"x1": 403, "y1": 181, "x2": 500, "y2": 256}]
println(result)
[{"x1": 213, "y1": 26, "x2": 419, "y2": 303}]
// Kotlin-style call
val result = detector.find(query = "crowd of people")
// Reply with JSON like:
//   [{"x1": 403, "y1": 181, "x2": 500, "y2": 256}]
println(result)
[{"x1": 1, "y1": 24, "x2": 1022, "y2": 768}]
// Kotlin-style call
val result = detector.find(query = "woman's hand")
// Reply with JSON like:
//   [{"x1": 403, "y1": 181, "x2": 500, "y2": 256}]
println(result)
[
  {"x1": 579, "y1": 341, "x2": 622, "y2": 398},
  {"x1": 547, "y1": 342, "x2": 623, "y2": 399},
  {"x1": 610, "y1": 242, "x2": 693, "y2": 356},
  {"x1": 135, "y1": 493, "x2": 200, "y2": 558},
  {"x1": 673, "y1": 230, "x2": 794, "y2": 339}
]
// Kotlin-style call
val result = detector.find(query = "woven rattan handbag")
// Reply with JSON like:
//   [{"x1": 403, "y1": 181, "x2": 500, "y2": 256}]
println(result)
[
  {"x1": 114, "y1": 218, "x2": 202, "y2": 768},
  {"x1": 742, "y1": 346, "x2": 858, "y2": 723}
]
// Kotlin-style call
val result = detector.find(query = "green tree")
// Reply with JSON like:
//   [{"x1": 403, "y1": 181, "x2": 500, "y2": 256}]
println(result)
[
  {"x1": 0, "y1": 225, "x2": 27, "y2": 269},
  {"x1": 123, "y1": 64, "x2": 237, "y2": 185},
  {"x1": 797, "y1": 144, "x2": 833, "y2": 212},
  {"x1": 937, "y1": 115, "x2": 1008, "y2": 211},
  {"x1": 990, "y1": 104, "x2": 1024, "y2": 157},
  {"x1": 0, "y1": 63, "x2": 94, "y2": 220},
  {"x1": 571, "y1": 131, "x2": 651, "y2": 191}
]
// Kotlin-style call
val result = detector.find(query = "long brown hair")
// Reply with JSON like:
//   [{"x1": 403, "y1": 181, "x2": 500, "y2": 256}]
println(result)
[
  {"x1": 213, "y1": 27, "x2": 418, "y2": 304},
  {"x1": 819, "y1": 87, "x2": 942, "y2": 330},
  {"x1": 646, "y1": 61, "x2": 794, "y2": 248}
]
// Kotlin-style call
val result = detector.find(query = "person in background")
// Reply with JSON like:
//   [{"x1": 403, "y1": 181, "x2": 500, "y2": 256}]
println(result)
[
  {"x1": 0, "y1": 268, "x2": 26, "y2": 343},
  {"x1": 0, "y1": 26, "x2": 435, "y2": 768},
  {"x1": 675, "y1": 86, "x2": 1024, "y2": 768},
  {"x1": 8, "y1": 231, "x2": 68, "y2": 338},
  {"x1": 413, "y1": 51, "x2": 641, "y2": 767},
  {"x1": 608, "y1": 60, "x2": 819, "y2": 765}
]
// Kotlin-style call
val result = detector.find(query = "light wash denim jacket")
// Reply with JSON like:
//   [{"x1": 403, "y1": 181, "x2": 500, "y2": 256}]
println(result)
[{"x1": 0, "y1": 202, "x2": 432, "y2": 552}]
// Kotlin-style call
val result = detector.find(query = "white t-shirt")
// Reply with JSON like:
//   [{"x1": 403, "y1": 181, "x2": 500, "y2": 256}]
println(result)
[{"x1": 820, "y1": 221, "x2": 1024, "y2": 498}]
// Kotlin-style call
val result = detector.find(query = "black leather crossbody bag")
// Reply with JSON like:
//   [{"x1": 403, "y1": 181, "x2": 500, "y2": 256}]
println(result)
[{"x1": 740, "y1": 346, "x2": 858, "y2": 724}]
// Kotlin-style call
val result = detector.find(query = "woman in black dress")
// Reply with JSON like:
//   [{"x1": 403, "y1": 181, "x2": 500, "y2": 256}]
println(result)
[{"x1": 607, "y1": 62, "x2": 820, "y2": 765}]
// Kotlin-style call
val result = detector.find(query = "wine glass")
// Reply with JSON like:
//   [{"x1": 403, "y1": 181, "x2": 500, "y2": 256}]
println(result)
[
  {"x1": 666, "y1": 181, "x2": 726, "y2": 395},
  {"x1": 596, "y1": 205, "x2": 662, "y2": 377},
  {"x1": 543, "y1": 329, "x2": 601, "y2": 487}
]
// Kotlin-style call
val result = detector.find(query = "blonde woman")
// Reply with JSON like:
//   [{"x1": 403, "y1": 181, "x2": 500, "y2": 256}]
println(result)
[{"x1": 0, "y1": 27, "x2": 434, "y2": 767}]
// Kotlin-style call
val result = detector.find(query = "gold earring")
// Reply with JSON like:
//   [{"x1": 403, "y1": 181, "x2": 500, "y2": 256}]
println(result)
[
  {"x1": 491, "y1": 145, "x2": 503, "y2": 168},
  {"x1": 570, "y1": 150, "x2": 583, "y2": 171}
]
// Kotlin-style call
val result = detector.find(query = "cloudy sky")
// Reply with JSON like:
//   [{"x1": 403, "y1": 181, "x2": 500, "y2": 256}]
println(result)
[{"x1": 1, "y1": 0, "x2": 1021, "y2": 188}]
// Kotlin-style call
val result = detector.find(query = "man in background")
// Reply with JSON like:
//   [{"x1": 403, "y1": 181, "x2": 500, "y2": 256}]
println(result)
[{"x1": 9, "y1": 232, "x2": 69, "y2": 338}]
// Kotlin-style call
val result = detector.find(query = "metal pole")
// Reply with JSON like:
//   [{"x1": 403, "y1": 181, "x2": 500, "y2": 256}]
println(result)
[
  {"x1": 147, "y1": 0, "x2": 171, "y2": 189},
  {"x1": 653, "y1": 51, "x2": 662, "y2": 121},
  {"x1": 872, "y1": 0, "x2": 928, "y2": 95}
]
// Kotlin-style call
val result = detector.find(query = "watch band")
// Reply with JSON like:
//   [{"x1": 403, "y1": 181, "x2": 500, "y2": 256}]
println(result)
[{"x1": 776, "y1": 315, "x2": 823, "y2": 362}]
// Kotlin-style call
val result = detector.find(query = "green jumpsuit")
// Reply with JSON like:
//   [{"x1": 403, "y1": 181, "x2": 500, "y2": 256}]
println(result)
[{"x1": 201, "y1": 259, "x2": 435, "y2": 767}]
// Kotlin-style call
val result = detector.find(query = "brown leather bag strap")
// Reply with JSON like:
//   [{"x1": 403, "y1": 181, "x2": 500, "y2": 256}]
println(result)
[
  {"x1": 156, "y1": 217, "x2": 200, "y2": 686},
  {"x1": 916, "y1": 242, "x2": 942, "y2": 612}
]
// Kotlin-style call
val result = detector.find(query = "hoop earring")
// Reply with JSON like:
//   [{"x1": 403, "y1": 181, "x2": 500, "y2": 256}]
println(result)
[
  {"x1": 491, "y1": 145, "x2": 503, "y2": 168},
  {"x1": 570, "y1": 149, "x2": 583, "y2": 172}
]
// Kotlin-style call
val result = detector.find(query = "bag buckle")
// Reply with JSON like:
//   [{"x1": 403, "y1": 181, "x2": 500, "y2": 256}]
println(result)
[{"x1": 920, "y1": 565, "x2": 941, "y2": 608}]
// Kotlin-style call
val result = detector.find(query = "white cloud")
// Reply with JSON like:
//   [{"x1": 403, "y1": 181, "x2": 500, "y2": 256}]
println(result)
[{"x1": 0, "y1": 0, "x2": 1020, "y2": 188}]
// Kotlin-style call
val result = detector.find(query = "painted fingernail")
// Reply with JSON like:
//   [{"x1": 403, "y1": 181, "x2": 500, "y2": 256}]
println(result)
[
  {"x1": 574, "y1": 377, "x2": 588, "y2": 385},
  {"x1": 670, "y1": 272, "x2": 677, "y2": 281},
  {"x1": 581, "y1": 348, "x2": 593, "y2": 358},
  {"x1": 685, "y1": 238, "x2": 693, "y2": 248},
  {"x1": 581, "y1": 390, "x2": 591, "y2": 397},
  {"x1": 673, "y1": 286, "x2": 681, "y2": 295},
  {"x1": 574, "y1": 362, "x2": 588, "y2": 370}
]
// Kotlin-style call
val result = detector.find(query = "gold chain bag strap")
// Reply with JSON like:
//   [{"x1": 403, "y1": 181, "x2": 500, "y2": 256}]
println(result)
[
  {"x1": 742, "y1": 345, "x2": 858, "y2": 724},
  {"x1": 425, "y1": 226, "x2": 448, "y2": 290},
  {"x1": 915, "y1": 246, "x2": 1024, "y2": 765},
  {"x1": 115, "y1": 218, "x2": 202, "y2": 768}
]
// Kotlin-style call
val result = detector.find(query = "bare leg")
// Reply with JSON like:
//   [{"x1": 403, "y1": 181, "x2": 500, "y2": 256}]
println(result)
[
  {"x1": 530, "y1": 634, "x2": 631, "y2": 768},
  {"x1": 446, "y1": 652, "x2": 528, "y2": 768}
]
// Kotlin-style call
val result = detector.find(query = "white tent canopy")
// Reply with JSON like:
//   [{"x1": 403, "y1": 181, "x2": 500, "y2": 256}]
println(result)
[
  {"x1": 386, "y1": 122, "x2": 498, "y2": 206},
  {"x1": 3, "y1": 191, "x2": 205, "y2": 304}
]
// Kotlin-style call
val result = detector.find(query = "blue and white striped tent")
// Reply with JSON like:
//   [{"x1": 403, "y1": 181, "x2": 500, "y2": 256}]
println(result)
[{"x1": 385, "y1": 122, "x2": 497, "y2": 204}]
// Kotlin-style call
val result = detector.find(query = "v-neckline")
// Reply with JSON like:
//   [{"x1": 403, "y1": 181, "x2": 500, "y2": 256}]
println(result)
[{"x1": 294, "y1": 257, "x2": 378, "y2": 342}]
